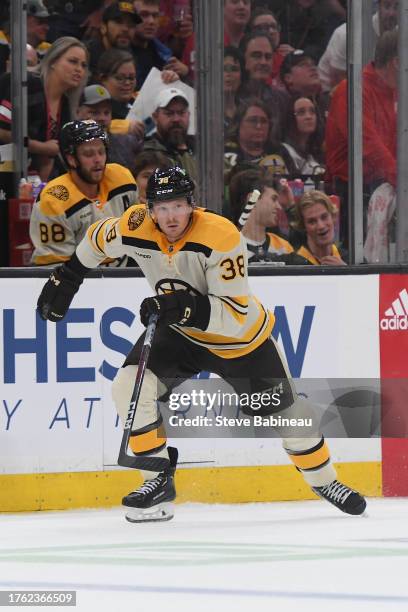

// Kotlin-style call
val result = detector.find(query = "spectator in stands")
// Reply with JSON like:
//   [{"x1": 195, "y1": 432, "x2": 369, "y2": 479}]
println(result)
[
  {"x1": 144, "y1": 87, "x2": 197, "y2": 184},
  {"x1": 86, "y1": 1, "x2": 142, "y2": 77},
  {"x1": 46, "y1": 0, "x2": 117, "y2": 41},
  {"x1": 29, "y1": 120, "x2": 138, "y2": 267},
  {"x1": 247, "y1": 6, "x2": 294, "y2": 82},
  {"x1": 325, "y1": 29, "x2": 398, "y2": 244},
  {"x1": 224, "y1": 0, "x2": 252, "y2": 46},
  {"x1": 238, "y1": 32, "x2": 287, "y2": 141},
  {"x1": 0, "y1": 36, "x2": 88, "y2": 180},
  {"x1": 292, "y1": 189, "x2": 346, "y2": 264},
  {"x1": 280, "y1": 95, "x2": 325, "y2": 178},
  {"x1": 0, "y1": 0, "x2": 50, "y2": 74},
  {"x1": 224, "y1": 46, "x2": 243, "y2": 131},
  {"x1": 96, "y1": 47, "x2": 178, "y2": 120},
  {"x1": 229, "y1": 167, "x2": 309, "y2": 263},
  {"x1": 156, "y1": 0, "x2": 194, "y2": 69},
  {"x1": 318, "y1": 0, "x2": 398, "y2": 93},
  {"x1": 77, "y1": 84, "x2": 143, "y2": 172},
  {"x1": 132, "y1": 0, "x2": 188, "y2": 88},
  {"x1": 280, "y1": 49, "x2": 322, "y2": 97},
  {"x1": 27, "y1": 0, "x2": 51, "y2": 60},
  {"x1": 280, "y1": 49, "x2": 330, "y2": 120},
  {"x1": 4, "y1": 44, "x2": 39, "y2": 73},
  {"x1": 259, "y1": 0, "x2": 337, "y2": 61},
  {"x1": 132, "y1": 150, "x2": 172, "y2": 202},
  {"x1": 224, "y1": 97, "x2": 288, "y2": 176},
  {"x1": 96, "y1": 49, "x2": 138, "y2": 120}
]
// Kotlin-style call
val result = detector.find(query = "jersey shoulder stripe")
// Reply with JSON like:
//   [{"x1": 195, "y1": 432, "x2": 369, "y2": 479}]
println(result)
[
  {"x1": 65, "y1": 197, "x2": 91, "y2": 218},
  {"x1": 180, "y1": 242, "x2": 212, "y2": 257},
  {"x1": 108, "y1": 182, "x2": 137, "y2": 201},
  {"x1": 188, "y1": 209, "x2": 241, "y2": 252},
  {"x1": 122, "y1": 236, "x2": 161, "y2": 251}
]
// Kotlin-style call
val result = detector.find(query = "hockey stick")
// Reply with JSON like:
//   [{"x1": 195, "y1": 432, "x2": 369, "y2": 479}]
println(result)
[
  {"x1": 117, "y1": 313, "x2": 168, "y2": 472},
  {"x1": 237, "y1": 189, "x2": 261, "y2": 230}
]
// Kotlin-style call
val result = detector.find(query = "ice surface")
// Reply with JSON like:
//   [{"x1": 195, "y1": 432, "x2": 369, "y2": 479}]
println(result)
[{"x1": 0, "y1": 498, "x2": 407, "y2": 611}]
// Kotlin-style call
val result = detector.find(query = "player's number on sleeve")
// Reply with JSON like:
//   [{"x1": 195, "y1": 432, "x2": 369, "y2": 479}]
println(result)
[
  {"x1": 106, "y1": 225, "x2": 117, "y2": 243},
  {"x1": 39, "y1": 223, "x2": 66, "y2": 243},
  {"x1": 220, "y1": 255, "x2": 245, "y2": 280}
]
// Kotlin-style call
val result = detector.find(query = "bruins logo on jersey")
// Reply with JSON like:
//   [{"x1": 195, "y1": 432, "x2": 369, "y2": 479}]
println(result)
[
  {"x1": 46, "y1": 185, "x2": 69, "y2": 201},
  {"x1": 128, "y1": 208, "x2": 146, "y2": 230}
]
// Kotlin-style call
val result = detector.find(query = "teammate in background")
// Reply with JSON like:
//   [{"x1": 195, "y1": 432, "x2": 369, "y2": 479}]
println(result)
[
  {"x1": 229, "y1": 168, "x2": 309, "y2": 264},
  {"x1": 29, "y1": 120, "x2": 137, "y2": 266},
  {"x1": 37, "y1": 166, "x2": 365, "y2": 522},
  {"x1": 293, "y1": 190, "x2": 347, "y2": 265}
]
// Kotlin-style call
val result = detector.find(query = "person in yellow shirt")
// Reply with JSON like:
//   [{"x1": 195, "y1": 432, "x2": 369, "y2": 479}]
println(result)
[
  {"x1": 29, "y1": 119, "x2": 137, "y2": 266},
  {"x1": 293, "y1": 190, "x2": 347, "y2": 265}
]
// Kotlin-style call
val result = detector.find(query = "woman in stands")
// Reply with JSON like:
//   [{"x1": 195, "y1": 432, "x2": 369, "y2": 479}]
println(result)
[
  {"x1": 280, "y1": 95, "x2": 325, "y2": 178},
  {"x1": 224, "y1": 97, "x2": 288, "y2": 177},
  {"x1": 96, "y1": 48, "x2": 179, "y2": 121},
  {"x1": 0, "y1": 36, "x2": 88, "y2": 181}
]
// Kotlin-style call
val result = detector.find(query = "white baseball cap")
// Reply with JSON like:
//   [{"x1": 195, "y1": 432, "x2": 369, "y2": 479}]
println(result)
[{"x1": 155, "y1": 88, "x2": 189, "y2": 110}]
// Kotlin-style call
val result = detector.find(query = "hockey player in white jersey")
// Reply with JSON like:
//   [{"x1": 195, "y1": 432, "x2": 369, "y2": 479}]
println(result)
[
  {"x1": 30, "y1": 119, "x2": 137, "y2": 266},
  {"x1": 37, "y1": 166, "x2": 367, "y2": 522}
]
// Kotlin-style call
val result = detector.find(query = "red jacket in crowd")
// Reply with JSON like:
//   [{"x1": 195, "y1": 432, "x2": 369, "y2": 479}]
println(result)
[{"x1": 325, "y1": 62, "x2": 397, "y2": 187}]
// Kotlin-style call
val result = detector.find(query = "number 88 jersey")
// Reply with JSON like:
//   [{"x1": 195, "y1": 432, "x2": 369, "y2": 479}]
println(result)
[{"x1": 29, "y1": 163, "x2": 137, "y2": 266}]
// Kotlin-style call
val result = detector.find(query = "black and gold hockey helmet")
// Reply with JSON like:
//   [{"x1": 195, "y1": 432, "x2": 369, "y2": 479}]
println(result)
[
  {"x1": 146, "y1": 166, "x2": 195, "y2": 210},
  {"x1": 59, "y1": 120, "x2": 108, "y2": 167}
]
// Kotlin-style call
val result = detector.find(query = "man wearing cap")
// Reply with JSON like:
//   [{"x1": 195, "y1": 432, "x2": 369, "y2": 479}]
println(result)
[
  {"x1": 27, "y1": 0, "x2": 51, "y2": 59},
  {"x1": 77, "y1": 84, "x2": 143, "y2": 171},
  {"x1": 280, "y1": 49, "x2": 330, "y2": 123},
  {"x1": 0, "y1": 0, "x2": 50, "y2": 73},
  {"x1": 144, "y1": 87, "x2": 197, "y2": 185},
  {"x1": 86, "y1": 1, "x2": 142, "y2": 77}
]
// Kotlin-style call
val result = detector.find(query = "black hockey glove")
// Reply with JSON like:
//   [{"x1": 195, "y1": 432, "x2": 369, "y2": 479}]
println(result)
[
  {"x1": 140, "y1": 290, "x2": 210, "y2": 329},
  {"x1": 37, "y1": 265, "x2": 83, "y2": 322}
]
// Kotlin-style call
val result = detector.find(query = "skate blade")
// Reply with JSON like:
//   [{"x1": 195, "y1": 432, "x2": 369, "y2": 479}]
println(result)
[{"x1": 125, "y1": 502, "x2": 174, "y2": 523}]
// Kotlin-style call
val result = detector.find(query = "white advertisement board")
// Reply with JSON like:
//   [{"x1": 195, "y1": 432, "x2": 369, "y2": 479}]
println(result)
[{"x1": 0, "y1": 275, "x2": 380, "y2": 474}]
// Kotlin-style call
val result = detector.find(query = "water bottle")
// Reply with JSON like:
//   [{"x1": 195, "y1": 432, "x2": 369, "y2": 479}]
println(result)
[
  {"x1": 291, "y1": 178, "x2": 304, "y2": 203},
  {"x1": 18, "y1": 178, "x2": 33, "y2": 200},
  {"x1": 303, "y1": 177, "x2": 315, "y2": 193}
]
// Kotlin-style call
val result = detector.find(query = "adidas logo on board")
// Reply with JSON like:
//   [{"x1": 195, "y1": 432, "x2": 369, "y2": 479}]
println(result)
[{"x1": 380, "y1": 289, "x2": 408, "y2": 330}]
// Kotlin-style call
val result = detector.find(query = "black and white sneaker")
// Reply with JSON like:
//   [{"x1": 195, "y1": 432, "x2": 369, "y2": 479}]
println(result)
[
  {"x1": 312, "y1": 480, "x2": 367, "y2": 515},
  {"x1": 123, "y1": 447, "x2": 178, "y2": 523}
]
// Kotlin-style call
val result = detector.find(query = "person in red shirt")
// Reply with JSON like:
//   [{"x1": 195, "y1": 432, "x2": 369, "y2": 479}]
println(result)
[{"x1": 325, "y1": 29, "x2": 398, "y2": 245}]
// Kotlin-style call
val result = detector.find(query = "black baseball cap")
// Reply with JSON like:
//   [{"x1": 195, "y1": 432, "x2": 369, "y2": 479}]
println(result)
[
  {"x1": 102, "y1": 1, "x2": 142, "y2": 24},
  {"x1": 280, "y1": 49, "x2": 316, "y2": 79}
]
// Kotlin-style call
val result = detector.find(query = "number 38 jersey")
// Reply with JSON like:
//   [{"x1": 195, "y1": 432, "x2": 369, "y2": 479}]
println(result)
[
  {"x1": 29, "y1": 163, "x2": 137, "y2": 266},
  {"x1": 76, "y1": 204, "x2": 275, "y2": 358}
]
